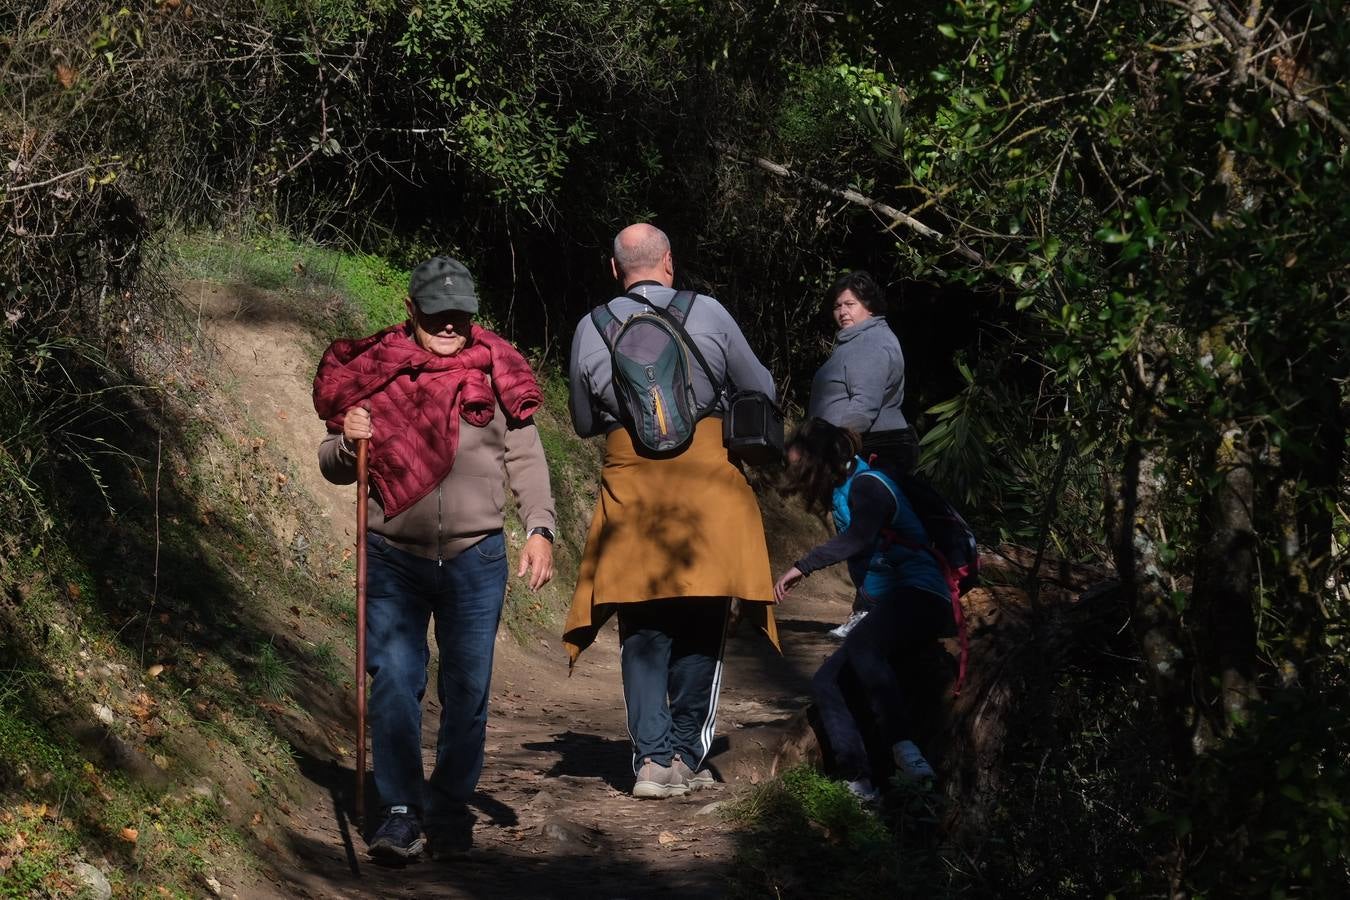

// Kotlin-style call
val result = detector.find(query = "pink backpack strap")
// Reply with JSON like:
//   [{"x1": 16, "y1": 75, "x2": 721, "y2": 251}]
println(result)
[{"x1": 947, "y1": 567, "x2": 969, "y2": 696}]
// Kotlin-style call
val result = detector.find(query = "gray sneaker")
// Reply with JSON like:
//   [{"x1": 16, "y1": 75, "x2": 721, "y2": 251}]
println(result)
[
  {"x1": 671, "y1": 755, "x2": 716, "y2": 791},
  {"x1": 892, "y1": 740, "x2": 936, "y2": 782},
  {"x1": 845, "y1": 778, "x2": 882, "y2": 806},
  {"x1": 633, "y1": 757, "x2": 690, "y2": 799}
]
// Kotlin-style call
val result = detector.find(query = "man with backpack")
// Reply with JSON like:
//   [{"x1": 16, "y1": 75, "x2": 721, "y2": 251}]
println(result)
[{"x1": 563, "y1": 223, "x2": 780, "y2": 799}]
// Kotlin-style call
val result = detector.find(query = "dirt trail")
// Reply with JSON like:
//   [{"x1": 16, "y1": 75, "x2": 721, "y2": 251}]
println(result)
[{"x1": 197, "y1": 281, "x2": 853, "y2": 898}]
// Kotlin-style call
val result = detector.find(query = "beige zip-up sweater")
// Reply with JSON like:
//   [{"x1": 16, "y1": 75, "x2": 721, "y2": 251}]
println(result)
[{"x1": 318, "y1": 400, "x2": 556, "y2": 560}]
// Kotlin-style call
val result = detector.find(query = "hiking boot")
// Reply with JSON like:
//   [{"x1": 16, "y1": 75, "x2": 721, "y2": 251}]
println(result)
[
  {"x1": 367, "y1": 811, "x2": 425, "y2": 860},
  {"x1": 829, "y1": 610, "x2": 868, "y2": 639},
  {"x1": 633, "y1": 758, "x2": 689, "y2": 799},
  {"x1": 671, "y1": 755, "x2": 716, "y2": 791},
  {"x1": 893, "y1": 740, "x2": 936, "y2": 782},
  {"x1": 845, "y1": 778, "x2": 881, "y2": 806}
]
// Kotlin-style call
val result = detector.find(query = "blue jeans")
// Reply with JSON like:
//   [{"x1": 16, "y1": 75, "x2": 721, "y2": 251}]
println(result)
[{"x1": 364, "y1": 530, "x2": 508, "y2": 828}]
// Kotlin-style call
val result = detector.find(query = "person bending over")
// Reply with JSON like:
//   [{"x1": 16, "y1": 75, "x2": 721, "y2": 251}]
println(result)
[{"x1": 774, "y1": 419, "x2": 952, "y2": 803}]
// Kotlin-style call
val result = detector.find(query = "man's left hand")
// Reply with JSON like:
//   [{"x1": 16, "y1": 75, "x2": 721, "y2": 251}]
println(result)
[{"x1": 517, "y1": 534, "x2": 554, "y2": 592}]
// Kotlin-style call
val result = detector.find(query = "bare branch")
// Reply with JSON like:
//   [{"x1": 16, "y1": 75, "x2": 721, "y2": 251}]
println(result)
[
  {"x1": 1252, "y1": 68, "x2": 1350, "y2": 140},
  {"x1": 713, "y1": 142, "x2": 988, "y2": 269},
  {"x1": 4, "y1": 164, "x2": 100, "y2": 194}
]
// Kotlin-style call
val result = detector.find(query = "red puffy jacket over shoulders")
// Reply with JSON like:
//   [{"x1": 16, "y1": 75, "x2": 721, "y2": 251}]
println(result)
[{"x1": 312, "y1": 323, "x2": 543, "y2": 518}]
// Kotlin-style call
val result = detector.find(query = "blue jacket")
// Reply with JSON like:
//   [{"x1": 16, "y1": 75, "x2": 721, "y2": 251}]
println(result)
[{"x1": 832, "y1": 457, "x2": 948, "y2": 602}]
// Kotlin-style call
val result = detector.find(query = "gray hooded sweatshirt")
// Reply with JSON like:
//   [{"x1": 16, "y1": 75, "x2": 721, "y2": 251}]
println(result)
[{"x1": 807, "y1": 316, "x2": 908, "y2": 434}]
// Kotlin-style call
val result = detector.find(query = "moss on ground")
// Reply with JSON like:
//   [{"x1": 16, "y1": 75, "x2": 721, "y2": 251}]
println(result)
[{"x1": 723, "y1": 765, "x2": 959, "y2": 899}]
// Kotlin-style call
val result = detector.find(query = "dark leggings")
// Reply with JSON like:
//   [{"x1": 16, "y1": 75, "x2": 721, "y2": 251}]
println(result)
[{"x1": 812, "y1": 587, "x2": 953, "y2": 781}]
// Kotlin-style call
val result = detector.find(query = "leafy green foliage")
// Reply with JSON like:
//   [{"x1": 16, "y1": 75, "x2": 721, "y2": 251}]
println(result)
[
  {"x1": 1177, "y1": 686, "x2": 1350, "y2": 895},
  {"x1": 845, "y1": 1, "x2": 1349, "y2": 890}
]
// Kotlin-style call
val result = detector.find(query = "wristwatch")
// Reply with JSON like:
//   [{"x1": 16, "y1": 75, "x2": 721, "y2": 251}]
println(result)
[{"x1": 527, "y1": 526, "x2": 555, "y2": 543}]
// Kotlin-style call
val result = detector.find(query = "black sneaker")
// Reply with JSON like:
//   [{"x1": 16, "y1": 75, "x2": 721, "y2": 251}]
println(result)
[
  {"x1": 425, "y1": 813, "x2": 474, "y2": 860},
  {"x1": 426, "y1": 826, "x2": 473, "y2": 860},
  {"x1": 367, "y1": 812, "x2": 426, "y2": 860}
]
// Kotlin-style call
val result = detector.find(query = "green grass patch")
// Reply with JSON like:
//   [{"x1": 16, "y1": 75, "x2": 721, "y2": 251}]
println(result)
[
  {"x1": 172, "y1": 230, "x2": 410, "y2": 329},
  {"x1": 724, "y1": 766, "x2": 959, "y2": 898},
  {"x1": 248, "y1": 641, "x2": 298, "y2": 700},
  {"x1": 307, "y1": 641, "x2": 344, "y2": 683},
  {"x1": 0, "y1": 679, "x2": 82, "y2": 795}
]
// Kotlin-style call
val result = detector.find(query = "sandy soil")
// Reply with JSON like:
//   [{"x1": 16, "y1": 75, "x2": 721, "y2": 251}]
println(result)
[{"x1": 195, "y1": 281, "x2": 854, "y2": 899}]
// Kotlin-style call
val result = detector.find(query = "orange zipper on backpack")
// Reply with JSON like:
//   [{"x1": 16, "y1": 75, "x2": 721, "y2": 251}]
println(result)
[{"x1": 650, "y1": 385, "x2": 670, "y2": 438}]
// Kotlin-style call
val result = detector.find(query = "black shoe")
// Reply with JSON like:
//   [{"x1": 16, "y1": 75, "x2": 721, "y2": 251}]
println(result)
[
  {"x1": 426, "y1": 825, "x2": 473, "y2": 860},
  {"x1": 367, "y1": 812, "x2": 426, "y2": 860}
]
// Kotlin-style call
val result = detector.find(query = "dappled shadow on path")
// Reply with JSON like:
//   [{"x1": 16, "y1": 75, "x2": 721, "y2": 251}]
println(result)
[
  {"x1": 773, "y1": 616, "x2": 838, "y2": 635},
  {"x1": 279, "y1": 826, "x2": 727, "y2": 900},
  {"x1": 281, "y1": 738, "x2": 730, "y2": 899},
  {"x1": 522, "y1": 731, "x2": 634, "y2": 792}
]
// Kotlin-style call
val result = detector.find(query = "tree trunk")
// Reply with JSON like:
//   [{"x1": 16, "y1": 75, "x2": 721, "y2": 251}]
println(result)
[
  {"x1": 1191, "y1": 424, "x2": 1259, "y2": 736},
  {"x1": 1108, "y1": 437, "x2": 1202, "y2": 760}
]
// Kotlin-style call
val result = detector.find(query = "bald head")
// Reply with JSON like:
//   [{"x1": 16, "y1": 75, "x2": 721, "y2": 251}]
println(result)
[{"x1": 611, "y1": 223, "x2": 674, "y2": 288}]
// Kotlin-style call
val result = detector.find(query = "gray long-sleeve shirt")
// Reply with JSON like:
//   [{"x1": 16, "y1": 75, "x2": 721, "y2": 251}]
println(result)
[
  {"x1": 807, "y1": 316, "x2": 909, "y2": 434},
  {"x1": 568, "y1": 283, "x2": 776, "y2": 438}
]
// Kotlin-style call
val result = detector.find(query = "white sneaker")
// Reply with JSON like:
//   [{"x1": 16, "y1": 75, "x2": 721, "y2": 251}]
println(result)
[
  {"x1": 828, "y1": 611, "x2": 868, "y2": 639},
  {"x1": 845, "y1": 778, "x2": 881, "y2": 805},
  {"x1": 893, "y1": 740, "x2": 936, "y2": 781}
]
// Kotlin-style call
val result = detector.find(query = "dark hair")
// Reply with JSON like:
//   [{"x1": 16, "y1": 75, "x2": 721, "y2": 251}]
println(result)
[
  {"x1": 826, "y1": 270, "x2": 886, "y2": 316},
  {"x1": 780, "y1": 418, "x2": 861, "y2": 516}
]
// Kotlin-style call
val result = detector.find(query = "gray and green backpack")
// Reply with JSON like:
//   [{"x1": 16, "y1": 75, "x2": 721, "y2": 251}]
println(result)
[{"x1": 590, "y1": 290, "x2": 720, "y2": 456}]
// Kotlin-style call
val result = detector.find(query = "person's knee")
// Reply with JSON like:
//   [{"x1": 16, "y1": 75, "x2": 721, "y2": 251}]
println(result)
[{"x1": 369, "y1": 647, "x2": 428, "y2": 690}]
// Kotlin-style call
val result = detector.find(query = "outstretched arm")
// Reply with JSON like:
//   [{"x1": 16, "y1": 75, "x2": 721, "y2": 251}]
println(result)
[{"x1": 773, "y1": 477, "x2": 897, "y2": 598}]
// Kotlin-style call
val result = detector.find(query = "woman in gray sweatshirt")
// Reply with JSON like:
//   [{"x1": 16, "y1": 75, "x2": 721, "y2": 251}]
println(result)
[
  {"x1": 807, "y1": 270, "x2": 918, "y2": 473},
  {"x1": 807, "y1": 270, "x2": 919, "y2": 637}
]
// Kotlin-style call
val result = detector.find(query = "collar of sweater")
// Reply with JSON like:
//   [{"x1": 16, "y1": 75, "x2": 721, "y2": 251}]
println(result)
[{"x1": 835, "y1": 315, "x2": 888, "y2": 343}]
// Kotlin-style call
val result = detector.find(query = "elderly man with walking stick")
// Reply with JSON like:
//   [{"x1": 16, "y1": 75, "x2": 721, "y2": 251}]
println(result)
[{"x1": 313, "y1": 256, "x2": 557, "y2": 861}]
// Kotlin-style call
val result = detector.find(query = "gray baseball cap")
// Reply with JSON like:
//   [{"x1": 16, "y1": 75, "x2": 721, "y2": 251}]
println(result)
[{"x1": 408, "y1": 256, "x2": 479, "y2": 314}]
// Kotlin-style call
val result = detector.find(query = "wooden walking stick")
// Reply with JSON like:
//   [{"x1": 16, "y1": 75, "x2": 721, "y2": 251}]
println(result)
[{"x1": 354, "y1": 438, "x2": 369, "y2": 825}]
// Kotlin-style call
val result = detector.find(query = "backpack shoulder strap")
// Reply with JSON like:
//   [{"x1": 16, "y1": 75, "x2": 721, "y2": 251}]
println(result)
[
  {"x1": 664, "y1": 291, "x2": 719, "y2": 387},
  {"x1": 664, "y1": 289, "x2": 698, "y2": 325},
  {"x1": 854, "y1": 469, "x2": 903, "y2": 527},
  {"x1": 589, "y1": 301, "x2": 622, "y2": 354}
]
